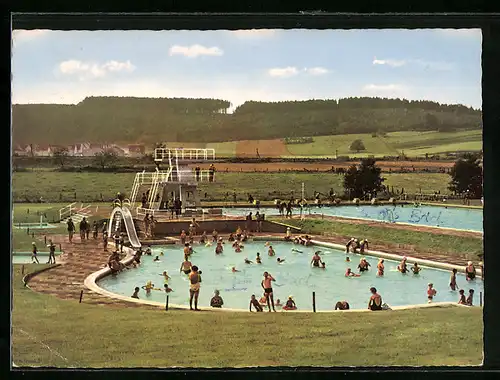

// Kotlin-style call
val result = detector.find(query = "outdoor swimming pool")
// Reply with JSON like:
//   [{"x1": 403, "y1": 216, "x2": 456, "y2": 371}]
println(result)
[
  {"x1": 97, "y1": 241, "x2": 484, "y2": 311},
  {"x1": 222, "y1": 205, "x2": 483, "y2": 232}
]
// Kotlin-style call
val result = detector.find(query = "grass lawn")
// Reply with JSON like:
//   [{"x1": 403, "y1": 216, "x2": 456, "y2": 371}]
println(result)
[
  {"x1": 12, "y1": 264, "x2": 483, "y2": 367},
  {"x1": 12, "y1": 172, "x2": 452, "y2": 203},
  {"x1": 271, "y1": 218, "x2": 483, "y2": 260}
]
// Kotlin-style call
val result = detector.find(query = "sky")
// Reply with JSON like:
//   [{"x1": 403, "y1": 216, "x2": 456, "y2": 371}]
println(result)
[{"x1": 11, "y1": 28, "x2": 482, "y2": 112}]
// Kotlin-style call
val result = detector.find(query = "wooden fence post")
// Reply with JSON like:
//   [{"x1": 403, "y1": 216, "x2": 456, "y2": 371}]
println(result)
[{"x1": 312, "y1": 291, "x2": 316, "y2": 313}]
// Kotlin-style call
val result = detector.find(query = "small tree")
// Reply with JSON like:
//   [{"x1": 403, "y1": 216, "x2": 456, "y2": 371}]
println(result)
[
  {"x1": 448, "y1": 153, "x2": 483, "y2": 198},
  {"x1": 52, "y1": 147, "x2": 69, "y2": 169},
  {"x1": 93, "y1": 149, "x2": 118, "y2": 170},
  {"x1": 349, "y1": 139, "x2": 366, "y2": 153},
  {"x1": 343, "y1": 158, "x2": 385, "y2": 199}
]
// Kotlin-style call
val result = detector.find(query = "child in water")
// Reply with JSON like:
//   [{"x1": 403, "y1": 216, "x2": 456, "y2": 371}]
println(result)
[
  {"x1": 321, "y1": 262, "x2": 326, "y2": 269},
  {"x1": 215, "y1": 241, "x2": 224, "y2": 254},
  {"x1": 398, "y1": 257, "x2": 408, "y2": 274},
  {"x1": 283, "y1": 296, "x2": 297, "y2": 310},
  {"x1": 244, "y1": 258, "x2": 253, "y2": 264},
  {"x1": 142, "y1": 281, "x2": 155, "y2": 295},
  {"x1": 234, "y1": 242, "x2": 242, "y2": 253},
  {"x1": 153, "y1": 256, "x2": 161, "y2": 262},
  {"x1": 458, "y1": 289, "x2": 466, "y2": 304},
  {"x1": 377, "y1": 259, "x2": 385, "y2": 276},
  {"x1": 345, "y1": 268, "x2": 360, "y2": 277},
  {"x1": 411, "y1": 262, "x2": 421, "y2": 275},
  {"x1": 268, "y1": 246, "x2": 275, "y2": 256},
  {"x1": 450, "y1": 269, "x2": 459, "y2": 291},
  {"x1": 277, "y1": 257, "x2": 285, "y2": 263},
  {"x1": 275, "y1": 299, "x2": 283, "y2": 307},
  {"x1": 131, "y1": 287, "x2": 140, "y2": 299},
  {"x1": 466, "y1": 289, "x2": 474, "y2": 306},
  {"x1": 345, "y1": 256, "x2": 350, "y2": 262},
  {"x1": 231, "y1": 266, "x2": 240, "y2": 273},
  {"x1": 427, "y1": 283, "x2": 437, "y2": 303},
  {"x1": 256, "y1": 253, "x2": 262, "y2": 264}
]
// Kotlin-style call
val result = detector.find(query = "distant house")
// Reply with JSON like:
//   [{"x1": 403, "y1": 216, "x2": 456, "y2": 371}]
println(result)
[
  {"x1": 126, "y1": 144, "x2": 146, "y2": 157},
  {"x1": 67, "y1": 142, "x2": 91, "y2": 157},
  {"x1": 13, "y1": 144, "x2": 29, "y2": 156},
  {"x1": 109, "y1": 145, "x2": 126, "y2": 157},
  {"x1": 33, "y1": 144, "x2": 52, "y2": 157}
]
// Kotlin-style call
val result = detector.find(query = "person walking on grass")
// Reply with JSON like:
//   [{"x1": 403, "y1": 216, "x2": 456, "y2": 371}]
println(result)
[
  {"x1": 47, "y1": 239, "x2": 56, "y2": 264},
  {"x1": 79, "y1": 217, "x2": 87, "y2": 241},
  {"x1": 85, "y1": 221, "x2": 90, "y2": 240},
  {"x1": 67, "y1": 217, "x2": 75, "y2": 243},
  {"x1": 31, "y1": 242, "x2": 39, "y2": 264}
]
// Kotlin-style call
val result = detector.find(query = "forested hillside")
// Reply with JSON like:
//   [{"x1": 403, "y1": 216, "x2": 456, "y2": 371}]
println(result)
[{"x1": 12, "y1": 96, "x2": 481, "y2": 146}]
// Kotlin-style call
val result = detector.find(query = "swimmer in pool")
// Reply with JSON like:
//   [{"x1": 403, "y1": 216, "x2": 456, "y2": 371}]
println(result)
[
  {"x1": 215, "y1": 241, "x2": 224, "y2": 254},
  {"x1": 458, "y1": 289, "x2": 466, "y2": 304},
  {"x1": 160, "y1": 251, "x2": 164, "y2": 256},
  {"x1": 131, "y1": 287, "x2": 140, "y2": 299},
  {"x1": 142, "y1": 281, "x2": 155, "y2": 295},
  {"x1": 346, "y1": 238, "x2": 355, "y2": 253},
  {"x1": 275, "y1": 299, "x2": 283, "y2": 307},
  {"x1": 466, "y1": 289, "x2": 474, "y2": 306},
  {"x1": 160, "y1": 271, "x2": 173, "y2": 293},
  {"x1": 291, "y1": 248, "x2": 303, "y2": 253},
  {"x1": 358, "y1": 258, "x2": 370, "y2": 273},
  {"x1": 183, "y1": 243, "x2": 191, "y2": 258},
  {"x1": 377, "y1": 259, "x2": 385, "y2": 276},
  {"x1": 244, "y1": 258, "x2": 253, "y2": 264},
  {"x1": 359, "y1": 239, "x2": 369, "y2": 253},
  {"x1": 265, "y1": 241, "x2": 270, "y2": 247},
  {"x1": 398, "y1": 257, "x2": 408, "y2": 274},
  {"x1": 450, "y1": 269, "x2": 459, "y2": 291},
  {"x1": 153, "y1": 256, "x2": 160, "y2": 262},
  {"x1": 427, "y1": 283, "x2": 437, "y2": 302},
  {"x1": 232, "y1": 266, "x2": 240, "y2": 273},
  {"x1": 268, "y1": 246, "x2": 275, "y2": 256},
  {"x1": 234, "y1": 242, "x2": 242, "y2": 253},
  {"x1": 200, "y1": 231, "x2": 207, "y2": 244},
  {"x1": 321, "y1": 262, "x2": 326, "y2": 269},
  {"x1": 411, "y1": 262, "x2": 421, "y2": 275},
  {"x1": 180, "y1": 256, "x2": 192, "y2": 275},
  {"x1": 311, "y1": 251, "x2": 323, "y2": 267},
  {"x1": 228, "y1": 233, "x2": 235, "y2": 242},
  {"x1": 465, "y1": 261, "x2": 476, "y2": 281},
  {"x1": 345, "y1": 268, "x2": 360, "y2": 277},
  {"x1": 258, "y1": 294, "x2": 268, "y2": 305},
  {"x1": 256, "y1": 252, "x2": 262, "y2": 264},
  {"x1": 335, "y1": 301, "x2": 350, "y2": 310},
  {"x1": 346, "y1": 256, "x2": 351, "y2": 262},
  {"x1": 277, "y1": 257, "x2": 285, "y2": 263},
  {"x1": 250, "y1": 294, "x2": 263, "y2": 312}
]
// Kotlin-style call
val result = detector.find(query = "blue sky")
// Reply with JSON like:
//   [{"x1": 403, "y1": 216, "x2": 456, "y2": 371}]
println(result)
[{"x1": 11, "y1": 28, "x2": 482, "y2": 111}]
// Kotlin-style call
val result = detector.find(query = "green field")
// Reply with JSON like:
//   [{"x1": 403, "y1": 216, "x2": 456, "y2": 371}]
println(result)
[
  {"x1": 12, "y1": 172, "x2": 453, "y2": 203},
  {"x1": 12, "y1": 264, "x2": 483, "y2": 367},
  {"x1": 285, "y1": 130, "x2": 482, "y2": 157}
]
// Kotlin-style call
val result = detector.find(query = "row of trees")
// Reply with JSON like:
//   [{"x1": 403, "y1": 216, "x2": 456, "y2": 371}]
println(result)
[
  {"x1": 12, "y1": 97, "x2": 481, "y2": 146},
  {"x1": 343, "y1": 154, "x2": 483, "y2": 199}
]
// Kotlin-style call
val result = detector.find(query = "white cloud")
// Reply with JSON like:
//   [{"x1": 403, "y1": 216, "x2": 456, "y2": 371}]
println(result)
[
  {"x1": 372, "y1": 57, "x2": 407, "y2": 67},
  {"x1": 169, "y1": 44, "x2": 223, "y2": 58},
  {"x1": 304, "y1": 67, "x2": 329, "y2": 75},
  {"x1": 268, "y1": 67, "x2": 299, "y2": 78},
  {"x1": 58, "y1": 59, "x2": 136, "y2": 80},
  {"x1": 229, "y1": 29, "x2": 276, "y2": 38}
]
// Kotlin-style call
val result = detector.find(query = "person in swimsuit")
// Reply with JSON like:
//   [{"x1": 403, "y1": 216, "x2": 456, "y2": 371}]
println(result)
[
  {"x1": 275, "y1": 299, "x2": 283, "y2": 307},
  {"x1": 261, "y1": 271, "x2": 276, "y2": 312},
  {"x1": 321, "y1": 262, "x2": 326, "y2": 269},
  {"x1": 466, "y1": 289, "x2": 474, "y2": 306},
  {"x1": 277, "y1": 257, "x2": 285, "y2": 263},
  {"x1": 256, "y1": 252, "x2": 262, "y2": 264},
  {"x1": 142, "y1": 281, "x2": 155, "y2": 296},
  {"x1": 458, "y1": 289, "x2": 466, "y2": 304},
  {"x1": 180, "y1": 256, "x2": 192, "y2": 275},
  {"x1": 359, "y1": 239, "x2": 369, "y2": 253},
  {"x1": 153, "y1": 256, "x2": 160, "y2": 262},
  {"x1": 345, "y1": 268, "x2": 360, "y2": 277},
  {"x1": 357, "y1": 258, "x2": 370, "y2": 273},
  {"x1": 212, "y1": 229, "x2": 219, "y2": 242},
  {"x1": 249, "y1": 294, "x2": 263, "y2": 312},
  {"x1": 210, "y1": 290, "x2": 224, "y2": 308},
  {"x1": 345, "y1": 256, "x2": 351, "y2": 262},
  {"x1": 465, "y1": 261, "x2": 476, "y2": 281},
  {"x1": 145, "y1": 246, "x2": 152, "y2": 256},
  {"x1": 311, "y1": 251, "x2": 323, "y2": 267},
  {"x1": 284, "y1": 227, "x2": 292, "y2": 241},
  {"x1": 411, "y1": 263, "x2": 421, "y2": 275},
  {"x1": 377, "y1": 259, "x2": 385, "y2": 276},
  {"x1": 398, "y1": 257, "x2": 408, "y2": 274},
  {"x1": 368, "y1": 287, "x2": 383, "y2": 311},
  {"x1": 31, "y1": 242, "x2": 39, "y2": 264},
  {"x1": 449, "y1": 268, "x2": 459, "y2": 291},
  {"x1": 305, "y1": 235, "x2": 313, "y2": 246},
  {"x1": 283, "y1": 296, "x2": 297, "y2": 310},
  {"x1": 335, "y1": 301, "x2": 350, "y2": 310},
  {"x1": 215, "y1": 241, "x2": 224, "y2": 254},
  {"x1": 268, "y1": 246, "x2": 275, "y2": 257},
  {"x1": 188, "y1": 266, "x2": 202, "y2": 311},
  {"x1": 228, "y1": 233, "x2": 235, "y2": 242},
  {"x1": 200, "y1": 231, "x2": 207, "y2": 244},
  {"x1": 234, "y1": 242, "x2": 242, "y2": 253},
  {"x1": 346, "y1": 238, "x2": 355, "y2": 253},
  {"x1": 131, "y1": 287, "x2": 140, "y2": 299},
  {"x1": 180, "y1": 230, "x2": 187, "y2": 245},
  {"x1": 232, "y1": 266, "x2": 240, "y2": 273},
  {"x1": 427, "y1": 283, "x2": 437, "y2": 302},
  {"x1": 244, "y1": 258, "x2": 253, "y2": 264},
  {"x1": 159, "y1": 271, "x2": 173, "y2": 293},
  {"x1": 353, "y1": 239, "x2": 361, "y2": 253}
]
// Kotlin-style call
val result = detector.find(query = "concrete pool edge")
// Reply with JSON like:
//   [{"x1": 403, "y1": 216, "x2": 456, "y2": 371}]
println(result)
[{"x1": 84, "y1": 239, "x2": 482, "y2": 313}]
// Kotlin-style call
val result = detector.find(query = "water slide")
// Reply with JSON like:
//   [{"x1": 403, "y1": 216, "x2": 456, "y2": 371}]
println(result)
[{"x1": 108, "y1": 206, "x2": 142, "y2": 249}]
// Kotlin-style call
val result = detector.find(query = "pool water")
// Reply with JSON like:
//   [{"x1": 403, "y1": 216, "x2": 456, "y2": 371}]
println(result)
[
  {"x1": 98, "y1": 241, "x2": 484, "y2": 311},
  {"x1": 222, "y1": 205, "x2": 483, "y2": 232}
]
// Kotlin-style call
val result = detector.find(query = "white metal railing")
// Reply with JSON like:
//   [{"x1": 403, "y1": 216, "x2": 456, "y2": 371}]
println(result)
[
  {"x1": 154, "y1": 148, "x2": 215, "y2": 162},
  {"x1": 59, "y1": 202, "x2": 77, "y2": 221},
  {"x1": 136, "y1": 207, "x2": 156, "y2": 217}
]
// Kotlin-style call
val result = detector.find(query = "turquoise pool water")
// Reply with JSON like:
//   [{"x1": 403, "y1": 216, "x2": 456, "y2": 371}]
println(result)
[
  {"x1": 222, "y1": 205, "x2": 483, "y2": 232},
  {"x1": 98, "y1": 242, "x2": 484, "y2": 311}
]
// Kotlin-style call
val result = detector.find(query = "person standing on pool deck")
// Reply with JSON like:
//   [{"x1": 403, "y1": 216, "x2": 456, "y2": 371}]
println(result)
[
  {"x1": 261, "y1": 271, "x2": 276, "y2": 312},
  {"x1": 359, "y1": 239, "x2": 369, "y2": 254},
  {"x1": 465, "y1": 261, "x2": 476, "y2": 281},
  {"x1": 31, "y1": 242, "x2": 39, "y2": 264},
  {"x1": 189, "y1": 266, "x2": 202, "y2": 311},
  {"x1": 311, "y1": 251, "x2": 323, "y2": 268},
  {"x1": 47, "y1": 239, "x2": 56, "y2": 264},
  {"x1": 67, "y1": 217, "x2": 75, "y2": 243},
  {"x1": 368, "y1": 287, "x2": 383, "y2": 311},
  {"x1": 79, "y1": 217, "x2": 87, "y2": 241},
  {"x1": 345, "y1": 238, "x2": 355, "y2": 253}
]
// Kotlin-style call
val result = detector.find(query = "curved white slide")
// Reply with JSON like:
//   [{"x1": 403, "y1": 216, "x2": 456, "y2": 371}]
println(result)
[{"x1": 108, "y1": 206, "x2": 142, "y2": 248}]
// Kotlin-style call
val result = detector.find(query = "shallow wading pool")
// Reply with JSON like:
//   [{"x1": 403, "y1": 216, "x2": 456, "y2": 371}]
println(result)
[
  {"x1": 222, "y1": 205, "x2": 483, "y2": 232},
  {"x1": 97, "y1": 241, "x2": 484, "y2": 311}
]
